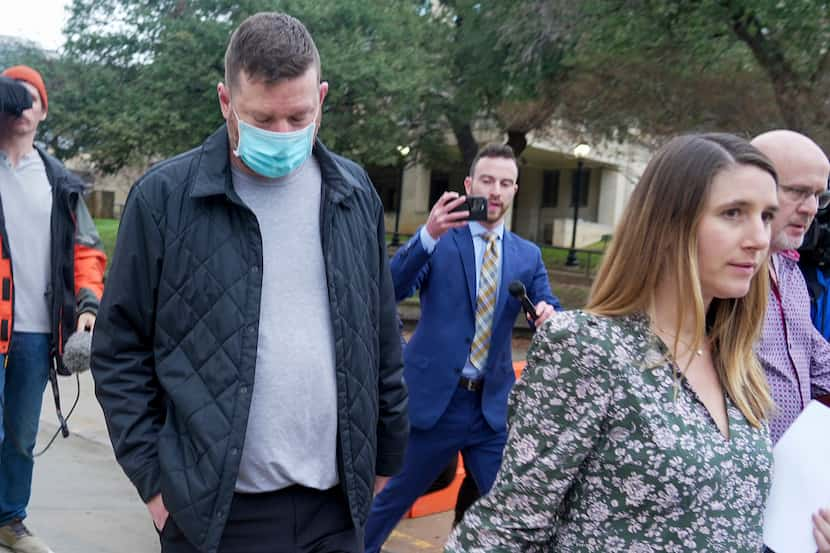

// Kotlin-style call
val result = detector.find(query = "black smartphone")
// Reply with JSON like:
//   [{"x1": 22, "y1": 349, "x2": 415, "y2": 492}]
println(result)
[{"x1": 451, "y1": 196, "x2": 488, "y2": 221}]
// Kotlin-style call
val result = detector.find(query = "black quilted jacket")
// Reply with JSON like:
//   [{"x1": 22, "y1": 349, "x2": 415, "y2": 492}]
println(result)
[{"x1": 91, "y1": 126, "x2": 409, "y2": 553}]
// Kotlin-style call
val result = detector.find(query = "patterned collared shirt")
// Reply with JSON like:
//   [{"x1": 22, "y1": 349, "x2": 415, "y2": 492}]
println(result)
[{"x1": 756, "y1": 252, "x2": 830, "y2": 443}]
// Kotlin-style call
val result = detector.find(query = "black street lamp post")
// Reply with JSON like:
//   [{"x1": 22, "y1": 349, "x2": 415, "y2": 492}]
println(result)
[
  {"x1": 565, "y1": 144, "x2": 591, "y2": 267},
  {"x1": 391, "y1": 164, "x2": 404, "y2": 246},
  {"x1": 390, "y1": 145, "x2": 411, "y2": 247}
]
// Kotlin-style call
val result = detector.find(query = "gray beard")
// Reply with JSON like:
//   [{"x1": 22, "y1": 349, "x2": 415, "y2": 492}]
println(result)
[{"x1": 772, "y1": 231, "x2": 804, "y2": 252}]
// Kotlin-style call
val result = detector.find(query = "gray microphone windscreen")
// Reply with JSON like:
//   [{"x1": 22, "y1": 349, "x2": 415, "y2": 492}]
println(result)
[{"x1": 62, "y1": 330, "x2": 92, "y2": 374}]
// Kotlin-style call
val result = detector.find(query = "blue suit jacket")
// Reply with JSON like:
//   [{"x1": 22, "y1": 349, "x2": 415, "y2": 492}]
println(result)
[{"x1": 392, "y1": 226, "x2": 560, "y2": 432}]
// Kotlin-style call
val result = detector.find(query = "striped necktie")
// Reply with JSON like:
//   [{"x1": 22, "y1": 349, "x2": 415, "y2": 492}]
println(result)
[{"x1": 470, "y1": 232, "x2": 499, "y2": 369}]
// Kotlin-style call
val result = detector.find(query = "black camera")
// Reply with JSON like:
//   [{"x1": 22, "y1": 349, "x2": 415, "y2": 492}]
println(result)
[
  {"x1": 799, "y1": 205, "x2": 830, "y2": 268},
  {"x1": 451, "y1": 196, "x2": 488, "y2": 221},
  {"x1": 0, "y1": 76, "x2": 33, "y2": 117},
  {"x1": 799, "y1": 204, "x2": 830, "y2": 338}
]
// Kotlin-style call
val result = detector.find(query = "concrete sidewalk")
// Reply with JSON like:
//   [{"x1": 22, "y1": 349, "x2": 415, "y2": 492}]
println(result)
[
  {"x1": 27, "y1": 372, "x2": 157, "y2": 553},
  {"x1": 28, "y1": 372, "x2": 450, "y2": 553}
]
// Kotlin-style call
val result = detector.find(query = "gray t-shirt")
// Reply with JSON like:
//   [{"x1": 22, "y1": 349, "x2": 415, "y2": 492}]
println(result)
[
  {"x1": 0, "y1": 149, "x2": 52, "y2": 332},
  {"x1": 231, "y1": 158, "x2": 339, "y2": 493}
]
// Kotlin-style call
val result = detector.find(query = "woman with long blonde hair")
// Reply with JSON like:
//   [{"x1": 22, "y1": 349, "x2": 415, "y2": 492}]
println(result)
[{"x1": 446, "y1": 133, "x2": 779, "y2": 552}]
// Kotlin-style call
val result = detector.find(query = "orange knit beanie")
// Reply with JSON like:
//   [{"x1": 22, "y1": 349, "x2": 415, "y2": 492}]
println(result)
[{"x1": 1, "y1": 65, "x2": 48, "y2": 112}]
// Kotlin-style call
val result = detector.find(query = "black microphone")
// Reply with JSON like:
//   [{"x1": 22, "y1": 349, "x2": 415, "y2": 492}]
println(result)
[{"x1": 509, "y1": 280, "x2": 538, "y2": 321}]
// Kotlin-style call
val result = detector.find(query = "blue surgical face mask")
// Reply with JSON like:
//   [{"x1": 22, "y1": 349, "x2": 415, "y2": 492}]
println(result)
[{"x1": 232, "y1": 109, "x2": 316, "y2": 178}]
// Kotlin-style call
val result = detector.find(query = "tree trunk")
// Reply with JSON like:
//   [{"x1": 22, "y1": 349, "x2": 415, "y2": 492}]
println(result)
[
  {"x1": 449, "y1": 118, "x2": 479, "y2": 175},
  {"x1": 724, "y1": 1, "x2": 809, "y2": 132},
  {"x1": 506, "y1": 130, "x2": 528, "y2": 157},
  {"x1": 721, "y1": 1, "x2": 830, "y2": 149}
]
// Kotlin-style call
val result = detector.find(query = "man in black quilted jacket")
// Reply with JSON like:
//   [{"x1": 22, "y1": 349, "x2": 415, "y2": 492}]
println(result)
[{"x1": 91, "y1": 12, "x2": 408, "y2": 553}]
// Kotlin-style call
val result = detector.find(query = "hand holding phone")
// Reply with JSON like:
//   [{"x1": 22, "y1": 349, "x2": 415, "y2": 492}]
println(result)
[
  {"x1": 451, "y1": 196, "x2": 488, "y2": 221},
  {"x1": 425, "y1": 192, "x2": 471, "y2": 240}
]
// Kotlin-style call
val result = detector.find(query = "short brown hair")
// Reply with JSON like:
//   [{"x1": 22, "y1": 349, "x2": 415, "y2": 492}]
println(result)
[
  {"x1": 224, "y1": 12, "x2": 321, "y2": 90},
  {"x1": 469, "y1": 143, "x2": 517, "y2": 177}
]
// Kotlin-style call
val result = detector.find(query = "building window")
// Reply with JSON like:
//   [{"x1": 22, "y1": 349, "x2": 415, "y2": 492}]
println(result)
[
  {"x1": 429, "y1": 171, "x2": 449, "y2": 208},
  {"x1": 541, "y1": 170, "x2": 559, "y2": 208},
  {"x1": 570, "y1": 168, "x2": 591, "y2": 208},
  {"x1": 543, "y1": 222, "x2": 554, "y2": 245},
  {"x1": 367, "y1": 166, "x2": 400, "y2": 213}
]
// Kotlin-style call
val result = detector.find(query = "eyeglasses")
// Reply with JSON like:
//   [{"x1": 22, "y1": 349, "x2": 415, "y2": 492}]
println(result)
[{"x1": 780, "y1": 184, "x2": 830, "y2": 209}]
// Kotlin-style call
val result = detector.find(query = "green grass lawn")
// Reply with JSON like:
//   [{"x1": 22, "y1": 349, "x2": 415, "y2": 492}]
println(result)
[
  {"x1": 95, "y1": 218, "x2": 119, "y2": 262},
  {"x1": 387, "y1": 233, "x2": 608, "y2": 271},
  {"x1": 540, "y1": 240, "x2": 607, "y2": 272},
  {"x1": 552, "y1": 282, "x2": 591, "y2": 309}
]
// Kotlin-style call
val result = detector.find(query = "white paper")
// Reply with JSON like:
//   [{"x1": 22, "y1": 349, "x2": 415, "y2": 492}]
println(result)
[{"x1": 763, "y1": 400, "x2": 830, "y2": 553}]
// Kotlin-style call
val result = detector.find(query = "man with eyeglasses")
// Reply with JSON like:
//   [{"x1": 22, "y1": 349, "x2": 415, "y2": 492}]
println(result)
[
  {"x1": 753, "y1": 131, "x2": 830, "y2": 552},
  {"x1": 751, "y1": 130, "x2": 830, "y2": 450}
]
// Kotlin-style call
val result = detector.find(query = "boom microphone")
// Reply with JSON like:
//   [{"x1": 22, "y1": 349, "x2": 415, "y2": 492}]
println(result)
[
  {"x1": 508, "y1": 280, "x2": 538, "y2": 321},
  {"x1": 61, "y1": 330, "x2": 92, "y2": 374}
]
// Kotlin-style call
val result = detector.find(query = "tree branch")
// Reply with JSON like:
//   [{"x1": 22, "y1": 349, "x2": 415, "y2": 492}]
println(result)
[
  {"x1": 720, "y1": 0, "x2": 806, "y2": 129},
  {"x1": 506, "y1": 130, "x2": 528, "y2": 157},
  {"x1": 812, "y1": 48, "x2": 830, "y2": 86},
  {"x1": 722, "y1": 1, "x2": 797, "y2": 86},
  {"x1": 448, "y1": 116, "x2": 478, "y2": 172}
]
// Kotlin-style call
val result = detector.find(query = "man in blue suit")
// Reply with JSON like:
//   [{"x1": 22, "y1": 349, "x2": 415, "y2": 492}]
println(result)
[{"x1": 365, "y1": 144, "x2": 561, "y2": 552}]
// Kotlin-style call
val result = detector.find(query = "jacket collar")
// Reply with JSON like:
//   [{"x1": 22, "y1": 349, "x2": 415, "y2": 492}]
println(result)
[
  {"x1": 468, "y1": 220, "x2": 505, "y2": 241},
  {"x1": 190, "y1": 125, "x2": 355, "y2": 205},
  {"x1": 778, "y1": 249, "x2": 800, "y2": 262},
  {"x1": 34, "y1": 144, "x2": 86, "y2": 195}
]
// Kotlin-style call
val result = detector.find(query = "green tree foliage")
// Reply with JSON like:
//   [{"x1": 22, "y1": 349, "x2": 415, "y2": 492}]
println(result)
[
  {"x1": 0, "y1": 37, "x2": 45, "y2": 67},
  {"x1": 428, "y1": 0, "x2": 576, "y2": 167},
  {"x1": 295, "y1": 0, "x2": 451, "y2": 166},
  {"x1": 515, "y1": 0, "x2": 830, "y2": 148},
  {"x1": 24, "y1": 0, "x2": 827, "y2": 175},
  {"x1": 10, "y1": 0, "x2": 577, "y2": 176},
  {"x1": 44, "y1": 0, "x2": 574, "y2": 174},
  {"x1": 50, "y1": 0, "x2": 447, "y2": 172}
]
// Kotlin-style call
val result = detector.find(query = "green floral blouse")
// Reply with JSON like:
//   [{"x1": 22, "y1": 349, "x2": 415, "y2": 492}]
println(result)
[{"x1": 446, "y1": 311, "x2": 772, "y2": 553}]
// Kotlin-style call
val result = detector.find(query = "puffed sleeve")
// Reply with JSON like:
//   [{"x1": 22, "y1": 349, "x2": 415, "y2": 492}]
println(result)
[{"x1": 446, "y1": 311, "x2": 620, "y2": 553}]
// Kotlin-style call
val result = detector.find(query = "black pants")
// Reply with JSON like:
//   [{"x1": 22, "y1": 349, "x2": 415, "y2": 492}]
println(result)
[
  {"x1": 159, "y1": 485, "x2": 362, "y2": 553},
  {"x1": 425, "y1": 456, "x2": 480, "y2": 527},
  {"x1": 453, "y1": 468, "x2": 479, "y2": 526}
]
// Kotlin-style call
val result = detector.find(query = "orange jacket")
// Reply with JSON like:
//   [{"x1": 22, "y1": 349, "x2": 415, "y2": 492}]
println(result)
[{"x1": 0, "y1": 146, "x2": 106, "y2": 367}]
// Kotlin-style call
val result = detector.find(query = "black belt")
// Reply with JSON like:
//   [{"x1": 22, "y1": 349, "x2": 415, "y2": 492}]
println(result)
[{"x1": 458, "y1": 376, "x2": 483, "y2": 392}]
